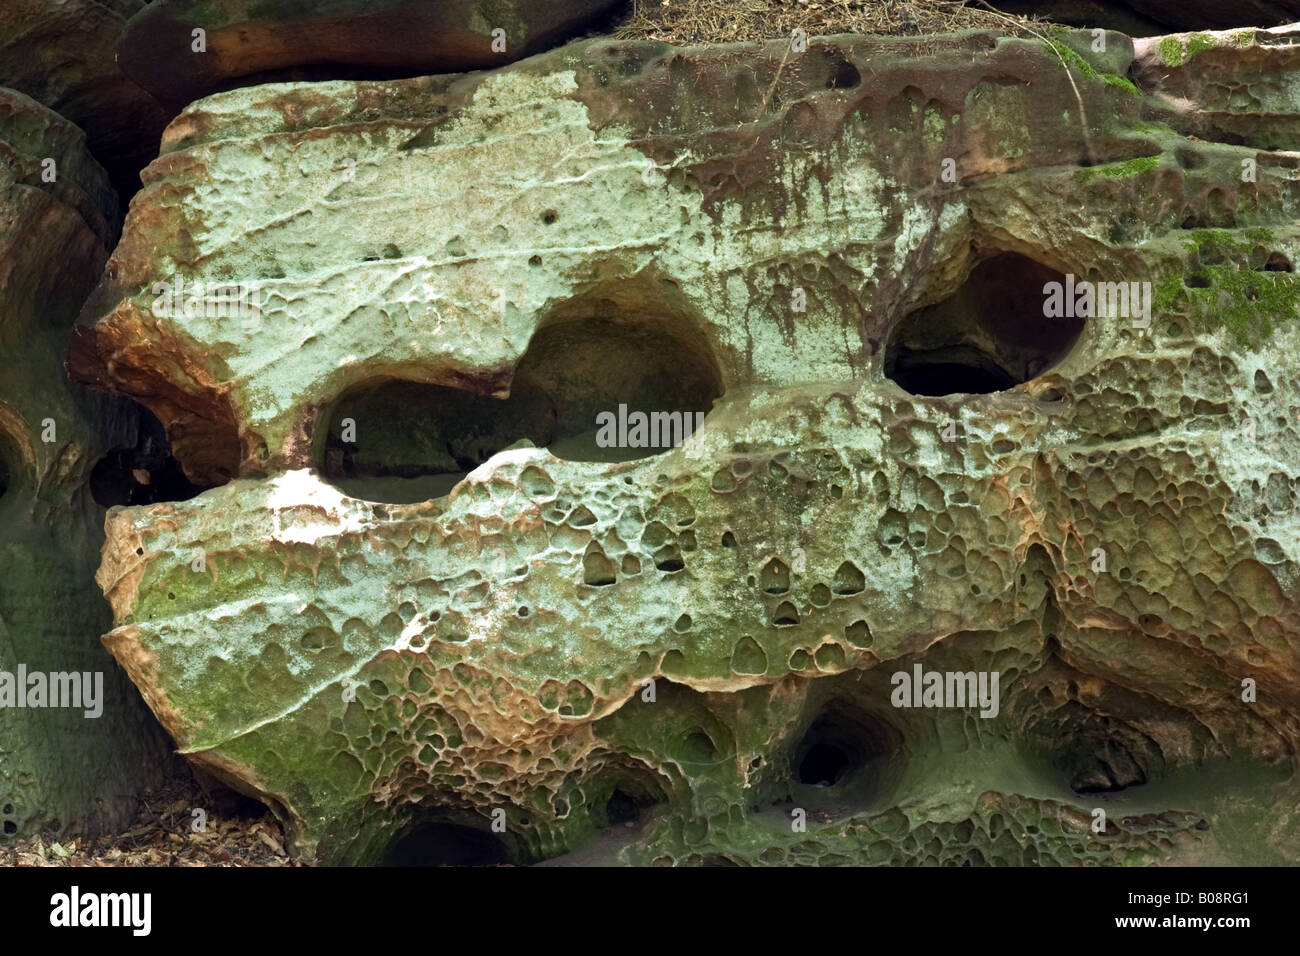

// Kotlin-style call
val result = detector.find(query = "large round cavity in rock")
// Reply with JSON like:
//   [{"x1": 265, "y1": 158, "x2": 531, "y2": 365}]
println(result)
[
  {"x1": 317, "y1": 314, "x2": 722, "y2": 502},
  {"x1": 790, "y1": 699, "x2": 903, "y2": 806},
  {"x1": 885, "y1": 253, "x2": 1084, "y2": 396},
  {"x1": 518, "y1": 315, "x2": 723, "y2": 463}
]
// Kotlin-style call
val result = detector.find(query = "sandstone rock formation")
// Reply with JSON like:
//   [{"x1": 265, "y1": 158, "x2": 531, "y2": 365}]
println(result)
[
  {"x1": 0, "y1": 89, "x2": 171, "y2": 841},
  {"x1": 117, "y1": 0, "x2": 626, "y2": 106},
  {"x1": 0, "y1": 0, "x2": 170, "y2": 199},
  {"x1": 68, "y1": 23, "x2": 1300, "y2": 865}
]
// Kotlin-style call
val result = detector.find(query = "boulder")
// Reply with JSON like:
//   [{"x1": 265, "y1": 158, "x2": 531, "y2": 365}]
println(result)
[
  {"x1": 0, "y1": 88, "x2": 171, "y2": 843},
  {"x1": 73, "y1": 28, "x2": 1300, "y2": 864},
  {"x1": 0, "y1": 0, "x2": 171, "y2": 200},
  {"x1": 117, "y1": 0, "x2": 627, "y2": 106}
]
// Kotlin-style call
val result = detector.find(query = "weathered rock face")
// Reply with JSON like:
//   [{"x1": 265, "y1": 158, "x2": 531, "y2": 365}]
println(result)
[
  {"x1": 0, "y1": 0, "x2": 171, "y2": 199},
  {"x1": 0, "y1": 89, "x2": 171, "y2": 841},
  {"x1": 1134, "y1": 26, "x2": 1300, "y2": 150},
  {"x1": 117, "y1": 0, "x2": 626, "y2": 106},
  {"x1": 72, "y1": 26, "x2": 1300, "y2": 865}
]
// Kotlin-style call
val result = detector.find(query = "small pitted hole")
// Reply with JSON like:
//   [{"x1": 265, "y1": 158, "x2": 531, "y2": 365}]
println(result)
[
  {"x1": 761, "y1": 558, "x2": 791, "y2": 594},
  {"x1": 1185, "y1": 273, "x2": 1211, "y2": 288},
  {"x1": 721, "y1": 530, "x2": 737, "y2": 548},
  {"x1": 844, "y1": 620, "x2": 872, "y2": 647},
  {"x1": 1254, "y1": 369, "x2": 1273, "y2": 394},
  {"x1": 1039, "y1": 388, "x2": 1064, "y2": 403},
  {"x1": 827, "y1": 55, "x2": 861, "y2": 89},
  {"x1": 300, "y1": 628, "x2": 331, "y2": 652},
  {"x1": 528, "y1": 255, "x2": 542, "y2": 267},
  {"x1": 517, "y1": 606, "x2": 529, "y2": 617},
  {"x1": 136, "y1": 548, "x2": 144, "y2": 556},
  {"x1": 1264, "y1": 251, "x2": 1293, "y2": 272},
  {"x1": 772, "y1": 601, "x2": 800, "y2": 626},
  {"x1": 810, "y1": 583, "x2": 832, "y2": 606},
  {"x1": 582, "y1": 549, "x2": 617, "y2": 586},
  {"x1": 167, "y1": 592, "x2": 175, "y2": 600},
  {"x1": 654, "y1": 545, "x2": 685, "y2": 572},
  {"x1": 832, "y1": 561, "x2": 865, "y2": 594},
  {"x1": 2, "y1": 820, "x2": 15, "y2": 835},
  {"x1": 681, "y1": 731, "x2": 717, "y2": 762},
  {"x1": 541, "y1": 209, "x2": 558, "y2": 225},
  {"x1": 674, "y1": 613, "x2": 692, "y2": 632}
]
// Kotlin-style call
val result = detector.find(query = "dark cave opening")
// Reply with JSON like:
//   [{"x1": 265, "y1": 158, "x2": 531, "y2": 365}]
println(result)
[
  {"x1": 798, "y1": 741, "x2": 852, "y2": 787},
  {"x1": 885, "y1": 253, "x2": 1084, "y2": 397},
  {"x1": 791, "y1": 700, "x2": 903, "y2": 796},
  {"x1": 889, "y1": 347, "x2": 1019, "y2": 396},
  {"x1": 380, "y1": 821, "x2": 514, "y2": 867},
  {"x1": 1029, "y1": 700, "x2": 1162, "y2": 796},
  {"x1": 90, "y1": 403, "x2": 206, "y2": 507},
  {"x1": 605, "y1": 788, "x2": 640, "y2": 825}
]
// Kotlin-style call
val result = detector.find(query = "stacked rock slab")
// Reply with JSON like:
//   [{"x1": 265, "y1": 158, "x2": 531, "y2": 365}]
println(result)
[
  {"x1": 117, "y1": 0, "x2": 627, "y2": 105},
  {"x1": 72, "y1": 27, "x2": 1300, "y2": 864},
  {"x1": 0, "y1": 0, "x2": 170, "y2": 199},
  {"x1": 0, "y1": 89, "x2": 170, "y2": 841}
]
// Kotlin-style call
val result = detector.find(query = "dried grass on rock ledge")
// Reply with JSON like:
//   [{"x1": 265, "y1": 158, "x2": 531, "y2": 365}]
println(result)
[{"x1": 611, "y1": 0, "x2": 1055, "y2": 44}]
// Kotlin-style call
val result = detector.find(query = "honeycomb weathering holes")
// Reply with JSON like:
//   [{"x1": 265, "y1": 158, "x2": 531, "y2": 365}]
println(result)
[
  {"x1": 885, "y1": 253, "x2": 1085, "y2": 397},
  {"x1": 317, "y1": 312, "x2": 723, "y2": 503}
]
